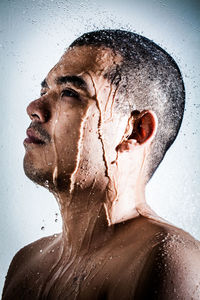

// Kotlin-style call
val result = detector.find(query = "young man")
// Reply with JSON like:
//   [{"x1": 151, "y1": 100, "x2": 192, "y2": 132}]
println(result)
[{"x1": 3, "y1": 30, "x2": 200, "y2": 299}]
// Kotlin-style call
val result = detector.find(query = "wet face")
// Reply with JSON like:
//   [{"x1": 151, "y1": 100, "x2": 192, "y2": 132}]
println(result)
[{"x1": 24, "y1": 45, "x2": 126, "y2": 191}]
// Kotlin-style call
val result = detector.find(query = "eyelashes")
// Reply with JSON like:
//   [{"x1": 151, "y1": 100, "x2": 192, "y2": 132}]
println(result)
[
  {"x1": 61, "y1": 89, "x2": 80, "y2": 99},
  {"x1": 40, "y1": 88, "x2": 80, "y2": 100}
]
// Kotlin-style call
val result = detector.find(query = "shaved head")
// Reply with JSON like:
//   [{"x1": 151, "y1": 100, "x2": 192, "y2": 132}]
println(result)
[{"x1": 70, "y1": 29, "x2": 185, "y2": 181}]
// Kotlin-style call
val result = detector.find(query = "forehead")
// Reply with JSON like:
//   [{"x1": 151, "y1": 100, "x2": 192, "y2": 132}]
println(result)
[{"x1": 47, "y1": 45, "x2": 122, "y2": 84}]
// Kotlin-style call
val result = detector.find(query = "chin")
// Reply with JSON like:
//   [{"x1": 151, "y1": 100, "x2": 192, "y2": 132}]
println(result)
[
  {"x1": 23, "y1": 157, "x2": 71, "y2": 191},
  {"x1": 23, "y1": 157, "x2": 53, "y2": 188}
]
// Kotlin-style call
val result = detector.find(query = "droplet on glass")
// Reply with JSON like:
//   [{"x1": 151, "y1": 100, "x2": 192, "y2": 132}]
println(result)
[{"x1": 44, "y1": 180, "x2": 49, "y2": 188}]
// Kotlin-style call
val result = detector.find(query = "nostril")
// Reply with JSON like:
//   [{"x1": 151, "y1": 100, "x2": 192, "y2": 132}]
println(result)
[
  {"x1": 31, "y1": 113, "x2": 40, "y2": 120},
  {"x1": 27, "y1": 98, "x2": 50, "y2": 123}
]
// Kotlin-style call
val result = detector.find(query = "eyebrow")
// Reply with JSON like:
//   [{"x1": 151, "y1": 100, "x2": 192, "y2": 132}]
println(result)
[
  {"x1": 56, "y1": 75, "x2": 87, "y2": 89},
  {"x1": 41, "y1": 75, "x2": 88, "y2": 93},
  {"x1": 41, "y1": 79, "x2": 49, "y2": 88}
]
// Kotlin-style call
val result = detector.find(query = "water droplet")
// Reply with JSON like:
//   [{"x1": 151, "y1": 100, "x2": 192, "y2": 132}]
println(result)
[
  {"x1": 40, "y1": 249, "x2": 43, "y2": 253},
  {"x1": 44, "y1": 180, "x2": 49, "y2": 188}
]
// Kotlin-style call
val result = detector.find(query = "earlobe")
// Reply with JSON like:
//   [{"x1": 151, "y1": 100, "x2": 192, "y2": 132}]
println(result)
[
  {"x1": 128, "y1": 110, "x2": 157, "y2": 145},
  {"x1": 116, "y1": 139, "x2": 138, "y2": 153}
]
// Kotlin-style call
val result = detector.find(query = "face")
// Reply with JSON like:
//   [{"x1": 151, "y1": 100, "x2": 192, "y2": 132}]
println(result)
[{"x1": 24, "y1": 45, "x2": 127, "y2": 191}]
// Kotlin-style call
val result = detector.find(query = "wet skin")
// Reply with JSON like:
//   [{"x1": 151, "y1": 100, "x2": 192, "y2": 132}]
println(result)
[
  {"x1": 3, "y1": 217, "x2": 200, "y2": 299},
  {"x1": 3, "y1": 45, "x2": 200, "y2": 299}
]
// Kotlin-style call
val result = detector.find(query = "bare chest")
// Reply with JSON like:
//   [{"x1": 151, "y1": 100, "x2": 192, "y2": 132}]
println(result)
[{"x1": 6, "y1": 244, "x2": 149, "y2": 300}]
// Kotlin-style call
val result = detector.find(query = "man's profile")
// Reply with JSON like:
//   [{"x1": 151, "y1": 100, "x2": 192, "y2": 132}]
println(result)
[{"x1": 2, "y1": 29, "x2": 200, "y2": 299}]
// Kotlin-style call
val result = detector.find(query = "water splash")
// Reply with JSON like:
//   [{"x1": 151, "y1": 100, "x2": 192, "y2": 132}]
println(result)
[{"x1": 69, "y1": 106, "x2": 91, "y2": 195}]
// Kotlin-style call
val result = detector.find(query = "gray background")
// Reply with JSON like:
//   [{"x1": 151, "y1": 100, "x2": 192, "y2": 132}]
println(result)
[{"x1": 0, "y1": 0, "x2": 200, "y2": 295}]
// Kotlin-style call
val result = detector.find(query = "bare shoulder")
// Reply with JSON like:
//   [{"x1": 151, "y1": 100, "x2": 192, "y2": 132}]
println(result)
[
  {"x1": 135, "y1": 217, "x2": 200, "y2": 299},
  {"x1": 143, "y1": 216, "x2": 200, "y2": 246},
  {"x1": 2, "y1": 233, "x2": 61, "y2": 298},
  {"x1": 5, "y1": 233, "x2": 60, "y2": 275},
  {"x1": 122, "y1": 215, "x2": 200, "y2": 251}
]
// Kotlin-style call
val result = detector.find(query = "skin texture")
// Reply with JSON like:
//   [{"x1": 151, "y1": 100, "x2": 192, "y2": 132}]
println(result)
[{"x1": 2, "y1": 45, "x2": 200, "y2": 299}]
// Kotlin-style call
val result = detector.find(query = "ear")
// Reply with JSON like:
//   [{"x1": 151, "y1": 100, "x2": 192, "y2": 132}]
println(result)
[
  {"x1": 129, "y1": 110, "x2": 158, "y2": 145},
  {"x1": 116, "y1": 110, "x2": 157, "y2": 153}
]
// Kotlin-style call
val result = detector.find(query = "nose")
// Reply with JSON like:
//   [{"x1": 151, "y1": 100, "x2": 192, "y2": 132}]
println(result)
[{"x1": 27, "y1": 97, "x2": 50, "y2": 123}]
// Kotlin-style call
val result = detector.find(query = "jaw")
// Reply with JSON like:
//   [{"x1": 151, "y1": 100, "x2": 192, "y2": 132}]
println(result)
[{"x1": 23, "y1": 153, "x2": 53, "y2": 188}]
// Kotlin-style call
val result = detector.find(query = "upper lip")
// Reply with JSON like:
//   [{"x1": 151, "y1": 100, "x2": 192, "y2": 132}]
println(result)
[{"x1": 26, "y1": 128, "x2": 45, "y2": 144}]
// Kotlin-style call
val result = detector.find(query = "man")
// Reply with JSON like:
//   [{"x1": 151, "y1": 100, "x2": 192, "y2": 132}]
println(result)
[{"x1": 2, "y1": 29, "x2": 200, "y2": 299}]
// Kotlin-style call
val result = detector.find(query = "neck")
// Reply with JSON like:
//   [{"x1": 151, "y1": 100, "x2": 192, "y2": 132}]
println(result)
[
  {"x1": 106, "y1": 186, "x2": 145, "y2": 225},
  {"x1": 53, "y1": 181, "x2": 115, "y2": 256},
  {"x1": 52, "y1": 174, "x2": 150, "y2": 257}
]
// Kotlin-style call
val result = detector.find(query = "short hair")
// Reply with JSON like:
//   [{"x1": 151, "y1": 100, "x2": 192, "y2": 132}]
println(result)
[{"x1": 70, "y1": 29, "x2": 185, "y2": 182}]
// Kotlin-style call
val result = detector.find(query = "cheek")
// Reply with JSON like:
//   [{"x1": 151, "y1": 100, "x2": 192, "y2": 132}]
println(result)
[
  {"x1": 102, "y1": 116, "x2": 128, "y2": 162},
  {"x1": 52, "y1": 106, "x2": 87, "y2": 171}
]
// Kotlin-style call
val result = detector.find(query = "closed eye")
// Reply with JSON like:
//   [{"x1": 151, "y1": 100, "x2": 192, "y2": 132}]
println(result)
[{"x1": 61, "y1": 89, "x2": 80, "y2": 99}]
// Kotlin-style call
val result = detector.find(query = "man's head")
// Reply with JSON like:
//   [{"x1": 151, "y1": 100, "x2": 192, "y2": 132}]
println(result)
[{"x1": 24, "y1": 29, "x2": 185, "y2": 193}]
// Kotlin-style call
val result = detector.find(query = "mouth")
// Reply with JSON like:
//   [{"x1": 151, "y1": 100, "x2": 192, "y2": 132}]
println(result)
[{"x1": 24, "y1": 128, "x2": 45, "y2": 145}]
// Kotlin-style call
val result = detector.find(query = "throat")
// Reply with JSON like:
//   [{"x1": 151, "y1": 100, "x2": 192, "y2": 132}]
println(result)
[{"x1": 55, "y1": 187, "x2": 114, "y2": 256}]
